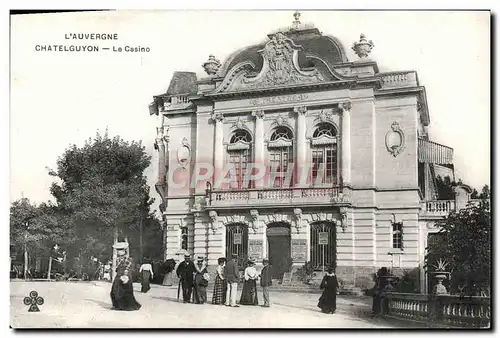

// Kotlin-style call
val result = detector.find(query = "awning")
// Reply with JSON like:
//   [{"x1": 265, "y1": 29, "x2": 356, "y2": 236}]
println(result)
[{"x1": 418, "y1": 138, "x2": 453, "y2": 164}]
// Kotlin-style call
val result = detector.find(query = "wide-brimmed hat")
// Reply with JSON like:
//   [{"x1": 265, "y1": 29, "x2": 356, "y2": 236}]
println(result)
[
  {"x1": 231, "y1": 253, "x2": 238, "y2": 258},
  {"x1": 197, "y1": 256, "x2": 205, "y2": 261},
  {"x1": 262, "y1": 258, "x2": 269, "y2": 263},
  {"x1": 113, "y1": 242, "x2": 129, "y2": 250}
]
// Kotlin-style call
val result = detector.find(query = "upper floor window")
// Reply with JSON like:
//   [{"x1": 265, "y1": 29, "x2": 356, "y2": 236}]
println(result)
[
  {"x1": 227, "y1": 129, "x2": 252, "y2": 189},
  {"x1": 268, "y1": 126, "x2": 294, "y2": 188},
  {"x1": 311, "y1": 123, "x2": 338, "y2": 185},
  {"x1": 392, "y1": 222, "x2": 403, "y2": 249}
]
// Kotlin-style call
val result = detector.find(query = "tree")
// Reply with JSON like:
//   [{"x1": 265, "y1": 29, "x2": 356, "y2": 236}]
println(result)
[
  {"x1": 10, "y1": 198, "x2": 68, "y2": 276},
  {"x1": 47, "y1": 131, "x2": 155, "y2": 269},
  {"x1": 425, "y1": 195, "x2": 491, "y2": 295},
  {"x1": 435, "y1": 175, "x2": 457, "y2": 200}
]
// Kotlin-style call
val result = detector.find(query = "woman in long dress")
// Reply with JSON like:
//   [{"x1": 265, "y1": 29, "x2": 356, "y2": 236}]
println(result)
[
  {"x1": 317, "y1": 266, "x2": 339, "y2": 314},
  {"x1": 212, "y1": 257, "x2": 226, "y2": 305},
  {"x1": 110, "y1": 249, "x2": 141, "y2": 311},
  {"x1": 139, "y1": 259, "x2": 154, "y2": 293},
  {"x1": 193, "y1": 257, "x2": 209, "y2": 304},
  {"x1": 239, "y1": 260, "x2": 258, "y2": 305}
]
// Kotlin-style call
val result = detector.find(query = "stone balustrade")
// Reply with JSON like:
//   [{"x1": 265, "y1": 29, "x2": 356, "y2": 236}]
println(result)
[
  {"x1": 380, "y1": 71, "x2": 418, "y2": 89},
  {"x1": 165, "y1": 94, "x2": 192, "y2": 110},
  {"x1": 385, "y1": 292, "x2": 491, "y2": 328},
  {"x1": 422, "y1": 200, "x2": 455, "y2": 216},
  {"x1": 206, "y1": 186, "x2": 350, "y2": 208}
]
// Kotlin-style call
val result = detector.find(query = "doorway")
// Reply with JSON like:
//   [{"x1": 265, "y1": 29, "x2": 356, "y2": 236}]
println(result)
[{"x1": 266, "y1": 222, "x2": 291, "y2": 279}]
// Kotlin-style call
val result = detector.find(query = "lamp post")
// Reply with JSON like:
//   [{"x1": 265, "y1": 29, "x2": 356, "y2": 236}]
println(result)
[{"x1": 24, "y1": 221, "x2": 29, "y2": 280}]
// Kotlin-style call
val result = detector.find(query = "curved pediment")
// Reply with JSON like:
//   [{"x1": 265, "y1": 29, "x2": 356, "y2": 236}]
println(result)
[{"x1": 213, "y1": 33, "x2": 348, "y2": 94}]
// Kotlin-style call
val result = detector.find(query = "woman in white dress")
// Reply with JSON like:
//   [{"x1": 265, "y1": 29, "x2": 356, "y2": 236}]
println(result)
[{"x1": 239, "y1": 260, "x2": 259, "y2": 305}]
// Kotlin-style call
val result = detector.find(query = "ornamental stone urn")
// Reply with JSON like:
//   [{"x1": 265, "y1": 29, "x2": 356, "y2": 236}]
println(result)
[
  {"x1": 352, "y1": 34, "x2": 374, "y2": 59},
  {"x1": 431, "y1": 259, "x2": 449, "y2": 295},
  {"x1": 202, "y1": 55, "x2": 221, "y2": 76}
]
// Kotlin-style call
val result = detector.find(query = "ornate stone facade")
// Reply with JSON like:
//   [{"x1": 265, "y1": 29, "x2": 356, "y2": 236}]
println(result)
[{"x1": 150, "y1": 13, "x2": 455, "y2": 292}]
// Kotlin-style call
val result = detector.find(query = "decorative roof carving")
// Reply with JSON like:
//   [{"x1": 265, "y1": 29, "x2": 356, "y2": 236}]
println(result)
[{"x1": 214, "y1": 32, "x2": 325, "y2": 93}]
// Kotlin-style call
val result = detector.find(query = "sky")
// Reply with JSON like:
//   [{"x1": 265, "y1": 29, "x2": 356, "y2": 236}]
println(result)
[{"x1": 10, "y1": 10, "x2": 490, "y2": 214}]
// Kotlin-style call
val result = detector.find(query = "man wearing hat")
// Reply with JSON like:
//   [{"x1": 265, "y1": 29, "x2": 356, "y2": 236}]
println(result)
[
  {"x1": 260, "y1": 258, "x2": 273, "y2": 307},
  {"x1": 176, "y1": 253, "x2": 197, "y2": 303},
  {"x1": 224, "y1": 253, "x2": 240, "y2": 307}
]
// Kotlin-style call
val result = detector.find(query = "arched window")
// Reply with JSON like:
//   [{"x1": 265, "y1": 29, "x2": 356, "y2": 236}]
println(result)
[
  {"x1": 227, "y1": 129, "x2": 252, "y2": 189},
  {"x1": 311, "y1": 123, "x2": 338, "y2": 185},
  {"x1": 268, "y1": 126, "x2": 294, "y2": 188}
]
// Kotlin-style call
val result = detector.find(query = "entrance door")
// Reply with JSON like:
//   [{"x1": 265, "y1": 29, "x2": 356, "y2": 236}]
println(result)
[
  {"x1": 266, "y1": 222, "x2": 291, "y2": 279},
  {"x1": 310, "y1": 221, "x2": 337, "y2": 271},
  {"x1": 226, "y1": 223, "x2": 248, "y2": 268}
]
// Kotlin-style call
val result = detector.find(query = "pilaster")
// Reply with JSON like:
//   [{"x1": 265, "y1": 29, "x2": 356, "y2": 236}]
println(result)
[
  {"x1": 340, "y1": 101, "x2": 352, "y2": 184},
  {"x1": 211, "y1": 112, "x2": 225, "y2": 183},
  {"x1": 294, "y1": 106, "x2": 307, "y2": 187},
  {"x1": 252, "y1": 110, "x2": 265, "y2": 188}
]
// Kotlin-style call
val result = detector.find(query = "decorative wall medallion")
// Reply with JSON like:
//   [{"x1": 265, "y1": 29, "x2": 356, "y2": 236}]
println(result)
[
  {"x1": 385, "y1": 122, "x2": 406, "y2": 157},
  {"x1": 177, "y1": 138, "x2": 191, "y2": 168}
]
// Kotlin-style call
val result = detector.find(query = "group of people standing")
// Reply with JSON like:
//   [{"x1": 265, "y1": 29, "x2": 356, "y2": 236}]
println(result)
[
  {"x1": 109, "y1": 248, "x2": 339, "y2": 315},
  {"x1": 177, "y1": 253, "x2": 273, "y2": 307}
]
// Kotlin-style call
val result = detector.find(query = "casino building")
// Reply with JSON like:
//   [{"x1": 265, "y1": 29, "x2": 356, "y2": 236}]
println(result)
[{"x1": 149, "y1": 13, "x2": 469, "y2": 292}]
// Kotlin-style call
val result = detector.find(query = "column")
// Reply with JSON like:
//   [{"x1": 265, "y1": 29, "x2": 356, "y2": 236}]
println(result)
[
  {"x1": 251, "y1": 110, "x2": 265, "y2": 188},
  {"x1": 248, "y1": 210, "x2": 264, "y2": 268},
  {"x1": 294, "y1": 106, "x2": 307, "y2": 187},
  {"x1": 211, "y1": 112, "x2": 225, "y2": 183},
  {"x1": 340, "y1": 102, "x2": 352, "y2": 185}
]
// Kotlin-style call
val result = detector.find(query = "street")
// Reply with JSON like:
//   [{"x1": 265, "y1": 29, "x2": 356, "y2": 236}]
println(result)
[{"x1": 10, "y1": 281, "x2": 395, "y2": 329}]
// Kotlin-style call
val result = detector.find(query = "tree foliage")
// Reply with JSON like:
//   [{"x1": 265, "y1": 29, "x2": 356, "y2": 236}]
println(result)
[
  {"x1": 425, "y1": 197, "x2": 491, "y2": 295},
  {"x1": 47, "y1": 131, "x2": 156, "y2": 264}
]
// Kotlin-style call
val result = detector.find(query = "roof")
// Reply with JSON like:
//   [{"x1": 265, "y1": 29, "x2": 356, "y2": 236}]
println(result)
[
  {"x1": 220, "y1": 23, "x2": 348, "y2": 77},
  {"x1": 166, "y1": 71, "x2": 198, "y2": 96}
]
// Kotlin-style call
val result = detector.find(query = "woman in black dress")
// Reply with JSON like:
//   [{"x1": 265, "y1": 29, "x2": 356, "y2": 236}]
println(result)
[
  {"x1": 110, "y1": 248, "x2": 141, "y2": 311},
  {"x1": 139, "y1": 258, "x2": 154, "y2": 293},
  {"x1": 318, "y1": 266, "x2": 339, "y2": 314},
  {"x1": 239, "y1": 260, "x2": 259, "y2": 305},
  {"x1": 193, "y1": 257, "x2": 209, "y2": 304}
]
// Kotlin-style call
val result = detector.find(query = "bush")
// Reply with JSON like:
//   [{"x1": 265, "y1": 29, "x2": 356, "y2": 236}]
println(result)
[
  {"x1": 293, "y1": 261, "x2": 316, "y2": 284},
  {"x1": 394, "y1": 268, "x2": 420, "y2": 293}
]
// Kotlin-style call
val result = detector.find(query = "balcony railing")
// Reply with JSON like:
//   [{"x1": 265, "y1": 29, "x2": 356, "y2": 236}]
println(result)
[
  {"x1": 207, "y1": 186, "x2": 350, "y2": 208},
  {"x1": 385, "y1": 293, "x2": 491, "y2": 328},
  {"x1": 421, "y1": 200, "x2": 455, "y2": 216},
  {"x1": 379, "y1": 71, "x2": 418, "y2": 89},
  {"x1": 164, "y1": 94, "x2": 192, "y2": 111}
]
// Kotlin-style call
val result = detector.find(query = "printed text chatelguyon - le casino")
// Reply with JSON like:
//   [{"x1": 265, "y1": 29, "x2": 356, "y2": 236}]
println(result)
[{"x1": 34, "y1": 33, "x2": 151, "y2": 53}]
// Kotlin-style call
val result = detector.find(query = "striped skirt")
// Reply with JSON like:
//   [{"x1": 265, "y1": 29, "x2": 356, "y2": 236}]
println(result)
[{"x1": 212, "y1": 274, "x2": 226, "y2": 304}]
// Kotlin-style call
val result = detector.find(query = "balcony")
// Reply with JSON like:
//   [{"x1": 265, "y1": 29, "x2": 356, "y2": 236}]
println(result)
[
  {"x1": 421, "y1": 200, "x2": 455, "y2": 217},
  {"x1": 164, "y1": 94, "x2": 193, "y2": 111},
  {"x1": 206, "y1": 186, "x2": 351, "y2": 209}
]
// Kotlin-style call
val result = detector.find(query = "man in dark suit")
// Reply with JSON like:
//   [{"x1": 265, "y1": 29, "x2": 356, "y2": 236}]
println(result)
[
  {"x1": 176, "y1": 254, "x2": 196, "y2": 303},
  {"x1": 260, "y1": 258, "x2": 273, "y2": 307},
  {"x1": 224, "y1": 253, "x2": 240, "y2": 307}
]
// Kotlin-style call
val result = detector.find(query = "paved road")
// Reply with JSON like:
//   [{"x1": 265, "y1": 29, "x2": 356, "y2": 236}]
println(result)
[{"x1": 10, "y1": 281, "x2": 395, "y2": 328}]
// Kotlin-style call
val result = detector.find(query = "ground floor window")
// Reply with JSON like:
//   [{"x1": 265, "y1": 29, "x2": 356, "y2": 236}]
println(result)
[{"x1": 310, "y1": 221, "x2": 336, "y2": 271}]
